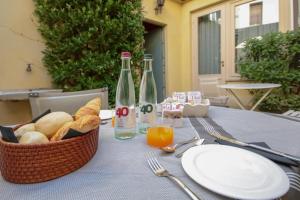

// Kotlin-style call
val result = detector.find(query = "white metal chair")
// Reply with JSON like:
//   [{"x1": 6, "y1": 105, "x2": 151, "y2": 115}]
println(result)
[
  {"x1": 29, "y1": 88, "x2": 108, "y2": 118},
  {"x1": 205, "y1": 96, "x2": 229, "y2": 107},
  {"x1": 282, "y1": 110, "x2": 300, "y2": 118},
  {"x1": 266, "y1": 110, "x2": 300, "y2": 122}
]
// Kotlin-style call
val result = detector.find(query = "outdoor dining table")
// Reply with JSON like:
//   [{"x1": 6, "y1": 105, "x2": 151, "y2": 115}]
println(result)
[
  {"x1": 218, "y1": 83, "x2": 281, "y2": 111},
  {"x1": 0, "y1": 106, "x2": 299, "y2": 200}
]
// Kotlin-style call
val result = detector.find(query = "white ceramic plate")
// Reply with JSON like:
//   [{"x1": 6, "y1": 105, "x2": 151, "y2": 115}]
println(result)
[
  {"x1": 181, "y1": 144, "x2": 289, "y2": 200},
  {"x1": 100, "y1": 110, "x2": 114, "y2": 120}
]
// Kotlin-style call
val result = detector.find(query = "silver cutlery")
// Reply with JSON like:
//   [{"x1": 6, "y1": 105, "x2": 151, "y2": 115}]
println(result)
[
  {"x1": 198, "y1": 118, "x2": 300, "y2": 163},
  {"x1": 175, "y1": 139, "x2": 205, "y2": 158},
  {"x1": 286, "y1": 172, "x2": 300, "y2": 192},
  {"x1": 160, "y1": 136, "x2": 199, "y2": 153},
  {"x1": 101, "y1": 117, "x2": 112, "y2": 121},
  {"x1": 147, "y1": 152, "x2": 202, "y2": 200}
]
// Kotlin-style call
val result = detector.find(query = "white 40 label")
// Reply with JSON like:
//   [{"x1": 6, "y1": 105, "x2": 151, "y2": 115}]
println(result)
[{"x1": 140, "y1": 104, "x2": 153, "y2": 114}]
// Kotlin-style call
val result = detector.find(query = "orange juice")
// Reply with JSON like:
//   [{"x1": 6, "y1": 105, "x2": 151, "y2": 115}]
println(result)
[
  {"x1": 147, "y1": 127, "x2": 174, "y2": 148},
  {"x1": 112, "y1": 116, "x2": 115, "y2": 127}
]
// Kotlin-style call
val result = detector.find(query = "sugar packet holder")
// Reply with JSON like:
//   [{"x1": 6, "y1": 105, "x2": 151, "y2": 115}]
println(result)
[
  {"x1": 173, "y1": 91, "x2": 202, "y2": 105},
  {"x1": 187, "y1": 91, "x2": 202, "y2": 105},
  {"x1": 172, "y1": 92, "x2": 186, "y2": 104}
]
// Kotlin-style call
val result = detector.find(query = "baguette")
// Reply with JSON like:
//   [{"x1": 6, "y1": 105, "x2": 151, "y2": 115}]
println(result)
[
  {"x1": 75, "y1": 98, "x2": 101, "y2": 120},
  {"x1": 86, "y1": 98, "x2": 101, "y2": 111},
  {"x1": 50, "y1": 115, "x2": 100, "y2": 141}
]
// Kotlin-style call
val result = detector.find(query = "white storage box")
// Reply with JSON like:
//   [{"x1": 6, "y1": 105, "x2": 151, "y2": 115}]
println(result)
[{"x1": 182, "y1": 99, "x2": 210, "y2": 117}]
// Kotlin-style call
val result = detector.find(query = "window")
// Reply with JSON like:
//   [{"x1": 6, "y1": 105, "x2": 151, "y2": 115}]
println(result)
[
  {"x1": 235, "y1": 0, "x2": 279, "y2": 73},
  {"x1": 250, "y1": 2, "x2": 263, "y2": 25},
  {"x1": 293, "y1": 0, "x2": 300, "y2": 28}
]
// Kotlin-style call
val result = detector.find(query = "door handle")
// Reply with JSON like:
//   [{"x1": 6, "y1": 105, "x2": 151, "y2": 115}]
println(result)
[{"x1": 221, "y1": 61, "x2": 224, "y2": 67}]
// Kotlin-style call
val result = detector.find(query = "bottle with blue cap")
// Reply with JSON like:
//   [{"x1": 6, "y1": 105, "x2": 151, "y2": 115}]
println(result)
[{"x1": 138, "y1": 54, "x2": 157, "y2": 134}]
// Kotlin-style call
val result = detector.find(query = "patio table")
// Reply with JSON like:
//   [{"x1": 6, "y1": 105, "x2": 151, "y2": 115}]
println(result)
[
  {"x1": 0, "y1": 106, "x2": 299, "y2": 200},
  {"x1": 218, "y1": 83, "x2": 281, "y2": 111}
]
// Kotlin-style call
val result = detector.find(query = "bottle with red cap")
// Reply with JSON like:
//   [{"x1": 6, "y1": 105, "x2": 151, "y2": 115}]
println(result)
[{"x1": 114, "y1": 52, "x2": 136, "y2": 139}]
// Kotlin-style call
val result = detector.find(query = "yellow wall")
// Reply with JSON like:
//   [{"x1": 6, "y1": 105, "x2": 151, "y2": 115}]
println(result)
[
  {"x1": 142, "y1": 0, "x2": 183, "y2": 95},
  {"x1": 0, "y1": 0, "x2": 52, "y2": 125},
  {"x1": 279, "y1": 0, "x2": 293, "y2": 32}
]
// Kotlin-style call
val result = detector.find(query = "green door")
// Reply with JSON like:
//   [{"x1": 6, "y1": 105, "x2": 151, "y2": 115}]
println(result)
[{"x1": 144, "y1": 23, "x2": 165, "y2": 103}]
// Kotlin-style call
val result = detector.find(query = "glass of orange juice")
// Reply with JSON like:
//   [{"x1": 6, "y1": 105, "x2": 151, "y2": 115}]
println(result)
[{"x1": 147, "y1": 126, "x2": 174, "y2": 148}]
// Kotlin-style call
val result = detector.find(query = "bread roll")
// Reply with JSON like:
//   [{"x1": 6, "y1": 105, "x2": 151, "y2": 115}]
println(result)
[
  {"x1": 19, "y1": 131, "x2": 49, "y2": 144},
  {"x1": 14, "y1": 123, "x2": 35, "y2": 138},
  {"x1": 35, "y1": 112, "x2": 73, "y2": 138},
  {"x1": 51, "y1": 115, "x2": 100, "y2": 141},
  {"x1": 75, "y1": 98, "x2": 101, "y2": 120}
]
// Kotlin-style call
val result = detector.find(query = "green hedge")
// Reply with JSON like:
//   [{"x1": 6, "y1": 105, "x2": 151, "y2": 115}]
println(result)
[
  {"x1": 33, "y1": 0, "x2": 144, "y2": 105},
  {"x1": 239, "y1": 29, "x2": 300, "y2": 113}
]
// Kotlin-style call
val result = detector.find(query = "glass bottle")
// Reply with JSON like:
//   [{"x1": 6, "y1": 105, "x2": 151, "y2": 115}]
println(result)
[
  {"x1": 115, "y1": 52, "x2": 136, "y2": 139},
  {"x1": 138, "y1": 54, "x2": 157, "y2": 134}
]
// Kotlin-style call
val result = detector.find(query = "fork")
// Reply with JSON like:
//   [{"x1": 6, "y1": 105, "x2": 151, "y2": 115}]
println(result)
[
  {"x1": 286, "y1": 172, "x2": 300, "y2": 192},
  {"x1": 147, "y1": 153, "x2": 202, "y2": 200},
  {"x1": 198, "y1": 118, "x2": 222, "y2": 137}
]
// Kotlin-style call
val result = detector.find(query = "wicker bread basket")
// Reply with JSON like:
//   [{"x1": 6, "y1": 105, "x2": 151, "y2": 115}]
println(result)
[{"x1": 0, "y1": 127, "x2": 99, "y2": 184}]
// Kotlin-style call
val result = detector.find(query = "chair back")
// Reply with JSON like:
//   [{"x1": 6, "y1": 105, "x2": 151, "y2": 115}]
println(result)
[
  {"x1": 282, "y1": 110, "x2": 300, "y2": 118},
  {"x1": 29, "y1": 88, "x2": 108, "y2": 118},
  {"x1": 205, "y1": 96, "x2": 229, "y2": 107}
]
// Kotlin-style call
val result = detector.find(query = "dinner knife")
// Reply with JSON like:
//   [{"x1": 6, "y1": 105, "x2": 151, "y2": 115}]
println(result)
[{"x1": 212, "y1": 133, "x2": 300, "y2": 163}]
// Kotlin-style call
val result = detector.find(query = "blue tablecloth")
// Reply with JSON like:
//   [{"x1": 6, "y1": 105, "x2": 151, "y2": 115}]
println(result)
[{"x1": 1, "y1": 106, "x2": 300, "y2": 200}]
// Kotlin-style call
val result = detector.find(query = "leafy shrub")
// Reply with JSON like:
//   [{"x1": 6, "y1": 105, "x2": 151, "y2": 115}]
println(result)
[
  {"x1": 239, "y1": 29, "x2": 300, "y2": 113},
  {"x1": 33, "y1": 0, "x2": 144, "y2": 105}
]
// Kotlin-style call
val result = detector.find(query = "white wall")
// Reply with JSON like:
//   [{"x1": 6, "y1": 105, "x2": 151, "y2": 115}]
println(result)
[{"x1": 235, "y1": 0, "x2": 279, "y2": 29}]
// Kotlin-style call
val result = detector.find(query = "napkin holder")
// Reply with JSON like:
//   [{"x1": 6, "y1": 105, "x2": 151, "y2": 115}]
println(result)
[{"x1": 182, "y1": 99, "x2": 210, "y2": 117}]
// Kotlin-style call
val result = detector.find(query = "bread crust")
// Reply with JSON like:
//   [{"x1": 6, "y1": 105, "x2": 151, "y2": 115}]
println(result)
[
  {"x1": 51, "y1": 115, "x2": 100, "y2": 141},
  {"x1": 75, "y1": 98, "x2": 101, "y2": 120}
]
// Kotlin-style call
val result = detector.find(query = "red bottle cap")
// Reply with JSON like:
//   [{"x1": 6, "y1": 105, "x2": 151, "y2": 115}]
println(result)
[{"x1": 121, "y1": 52, "x2": 131, "y2": 58}]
